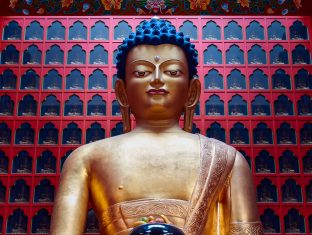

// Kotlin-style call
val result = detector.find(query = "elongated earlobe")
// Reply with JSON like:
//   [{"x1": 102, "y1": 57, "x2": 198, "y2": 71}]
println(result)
[
  {"x1": 184, "y1": 78, "x2": 201, "y2": 132},
  {"x1": 115, "y1": 79, "x2": 131, "y2": 133}
]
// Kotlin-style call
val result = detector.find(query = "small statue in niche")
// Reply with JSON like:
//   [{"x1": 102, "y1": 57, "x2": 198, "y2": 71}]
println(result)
[
  {"x1": 42, "y1": 129, "x2": 57, "y2": 145},
  {"x1": 47, "y1": 78, "x2": 60, "y2": 90},
  {"x1": 17, "y1": 155, "x2": 32, "y2": 173},
  {"x1": 72, "y1": 30, "x2": 84, "y2": 40},
  {"x1": 7, "y1": 28, "x2": 20, "y2": 40},
  {"x1": 207, "y1": 105, "x2": 221, "y2": 116},
  {"x1": 69, "y1": 77, "x2": 82, "y2": 90},
  {"x1": 24, "y1": 76, "x2": 37, "y2": 90},
  {"x1": 256, "y1": 157, "x2": 271, "y2": 173},
  {"x1": 19, "y1": 129, "x2": 33, "y2": 145},
  {"x1": 0, "y1": 156, "x2": 8, "y2": 173},
  {"x1": 0, "y1": 100, "x2": 13, "y2": 116},
  {"x1": 283, "y1": 184, "x2": 298, "y2": 202},
  {"x1": 259, "y1": 185, "x2": 274, "y2": 202},
  {"x1": 294, "y1": 53, "x2": 306, "y2": 64},
  {"x1": 230, "y1": 105, "x2": 244, "y2": 116},
  {"x1": 207, "y1": 78, "x2": 220, "y2": 90},
  {"x1": 306, "y1": 184, "x2": 312, "y2": 202},
  {"x1": 285, "y1": 214, "x2": 301, "y2": 233},
  {"x1": 68, "y1": 104, "x2": 82, "y2": 116},
  {"x1": 303, "y1": 156, "x2": 312, "y2": 173},
  {"x1": 229, "y1": 77, "x2": 242, "y2": 90},
  {"x1": 66, "y1": 129, "x2": 80, "y2": 145},
  {"x1": 0, "y1": 186, "x2": 5, "y2": 202},
  {"x1": 276, "y1": 102, "x2": 288, "y2": 116},
  {"x1": 2, "y1": 77, "x2": 16, "y2": 89},
  {"x1": 5, "y1": 53, "x2": 18, "y2": 65},
  {"x1": 0, "y1": 129, "x2": 10, "y2": 144},
  {"x1": 232, "y1": 129, "x2": 246, "y2": 144},
  {"x1": 253, "y1": 77, "x2": 265, "y2": 90},
  {"x1": 253, "y1": 106, "x2": 266, "y2": 116},
  {"x1": 38, "y1": 185, "x2": 54, "y2": 202},
  {"x1": 49, "y1": 53, "x2": 61, "y2": 65},
  {"x1": 301, "y1": 129, "x2": 312, "y2": 144},
  {"x1": 279, "y1": 129, "x2": 293, "y2": 144},
  {"x1": 27, "y1": 52, "x2": 40, "y2": 65},
  {"x1": 205, "y1": 54, "x2": 217, "y2": 64},
  {"x1": 11, "y1": 212, "x2": 27, "y2": 233},
  {"x1": 41, "y1": 156, "x2": 55, "y2": 173},
  {"x1": 255, "y1": 130, "x2": 269, "y2": 144},
  {"x1": 281, "y1": 157, "x2": 295, "y2": 173},
  {"x1": 36, "y1": 214, "x2": 50, "y2": 233},
  {"x1": 14, "y1": 184, "x2": 28, "y2": 202},
  {"x1": 51, "y1": 28, "x2": 63, "y2": 40},
  {"x1": 91, "y1": 78, "x2": 105, "y2": 90},
  {"x1": 44, "y1": 106, "x2": 58, "y2": 116},
  {"x1": 296, "y1": 76, "x2": 309, "y2": 89},
  {"x1": 274, "y1": 76, "x2": 287, "y2": 89},
  {"x1": 90, "y1": 104, "x2": 104, "y2": 116},
  {"x1": 262, "y1": 214, "x2": 276, "y2": 233},
  {"x1": 88, "y1": 129, "x2": 102, "y2": 143},
  {"x1": 70, "y1": 50, "x2": 83, "y2": 65},
  {"x1": 22, "y1": 102, "x2": 36, "y2": 116},
  {"x1": 228, "y1": 56, "x2": 240, "y2": 65},
  {"x1": 250, "y1": 53, "x2": 262, "y2": 65},
  {"x1": 85, "y1": 212, "x2": 100, "y2": 233}
]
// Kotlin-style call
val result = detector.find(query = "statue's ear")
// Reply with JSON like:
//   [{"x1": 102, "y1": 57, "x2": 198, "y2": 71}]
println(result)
[
  {"x1": 115, "y1": 79, "x2": 129, "y2": 108},
  {"x1": 185, "y1": 78, "x2": 201, "y2": 109}
]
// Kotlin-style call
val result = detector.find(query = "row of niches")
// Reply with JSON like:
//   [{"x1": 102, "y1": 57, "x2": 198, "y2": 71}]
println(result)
[
  {"x1": 2, "y1": 20, "x2": 310, "y2": 41},
  {"x1": 1, "y1": 68, "x2": 312, "y2": 91},
  {"x1": 0, "y1": 121, "x2": 311, "y2": 146},
  {"x1": 1, "y1": 94, "x2": 311, "y2": 117},
  {"x1": 1, "y1": 43, "x2": 311, "y2": 66},
  {"x1": 0, "y1": 208, "x2": 100, "y2": 234},
  {"x1": 0, "y1": 148, "x2": 311, "y2": 175},
  {"x1": 0, "y1": 207, "x2": 312, "y2": 235}
]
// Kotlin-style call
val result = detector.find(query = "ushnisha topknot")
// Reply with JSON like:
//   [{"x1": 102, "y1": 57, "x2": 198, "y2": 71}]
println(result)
[{"x1": 116, "y1": 18, "x2": 198, "y2": 81}]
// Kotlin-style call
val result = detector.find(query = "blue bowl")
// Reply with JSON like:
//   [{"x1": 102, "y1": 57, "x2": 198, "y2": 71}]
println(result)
[{"x1": 129, "y1": 223, "x2": 185, "y2": 235}]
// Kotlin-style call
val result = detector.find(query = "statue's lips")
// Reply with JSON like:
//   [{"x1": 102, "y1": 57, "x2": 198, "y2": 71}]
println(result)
[{"x1": 146, "y1": 89, "x2": 169, "y2": 95}]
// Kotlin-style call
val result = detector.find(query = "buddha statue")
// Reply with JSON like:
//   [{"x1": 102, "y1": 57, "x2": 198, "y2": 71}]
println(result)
[{"x1": 51, "y1": 18, "x2": 262, "y2": 235}]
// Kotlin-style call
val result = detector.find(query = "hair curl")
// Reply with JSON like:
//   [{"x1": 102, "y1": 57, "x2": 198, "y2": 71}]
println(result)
[{"x1": 116, "y1": 18, "x2": 198, "y2": 81}]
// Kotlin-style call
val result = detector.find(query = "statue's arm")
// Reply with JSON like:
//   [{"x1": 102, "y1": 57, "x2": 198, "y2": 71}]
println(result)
[
  {"x1": 227, "y1": 151, "x2": 263, "y2": 235},
  {"x1": 50, "y1": 148, "x2": 90, "y2": 235}
]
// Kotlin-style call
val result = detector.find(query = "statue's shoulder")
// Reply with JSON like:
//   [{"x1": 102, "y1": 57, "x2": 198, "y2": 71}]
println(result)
[{"x1": 198, "y1": 134, "x2": 237, "y2": 161}]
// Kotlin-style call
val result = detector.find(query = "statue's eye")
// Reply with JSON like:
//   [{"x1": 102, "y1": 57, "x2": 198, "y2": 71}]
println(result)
[
  {"x1": 165, "y1": 70, "x2": 182, "y2": 77},
  {"x1": 134, "y1": 71, "x2": 150, "y2": 77}
]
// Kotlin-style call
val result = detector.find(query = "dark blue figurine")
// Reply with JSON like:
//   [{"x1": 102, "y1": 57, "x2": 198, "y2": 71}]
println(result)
[{"x1": 130, "y1": 223, "x2": 185, "y2": 235}]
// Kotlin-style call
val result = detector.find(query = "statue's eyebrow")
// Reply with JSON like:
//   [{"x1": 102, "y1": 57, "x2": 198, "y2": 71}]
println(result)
[{"x1": 130, "y1": 59, "x2": 186, "y2": 67}]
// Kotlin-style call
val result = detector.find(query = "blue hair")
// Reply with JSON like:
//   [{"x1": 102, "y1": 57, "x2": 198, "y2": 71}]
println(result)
[{"x1": 116, "y1": 18, "x2": 198, "y2": 81}]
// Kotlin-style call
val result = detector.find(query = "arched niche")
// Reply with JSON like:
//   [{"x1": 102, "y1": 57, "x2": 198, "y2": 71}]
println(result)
[
  {"x1": 36, "y1": 150, "x2": 56, "y2": 174},
  {"x1": 112, "y1": 74, "x2": 118, "y2": 89},
  {"x1": 31, "y1": 209, "x2": 51, "y2": 234},
  {"x1": 45, "y1": 45, "x2": 64, "y2": 65},
  {"x1": 303, "y1": 150, "x2": 312, "y2": 173},
  {"x1": 224, "y1": 21, "x2": 242, "y2": 40},
  {"x1": 0, "y1": 150, "x2": 9, "y2": 173},
  {"x1": 112, "y1": 100, "x2": 121, "y2": 116},
  {"x1": 67, "y1": 45, "x2": 86, "y2": 65},
  {"x1": 282, "y1": 179, "x2": 302, "y2": 202},
  {"x1": 10, "y1": 179, "x2": 30, "y2": 203},
  {"x1": 69, "y1": 21, "x2": 87, "y2": 40},
  {"x1": 191, "y1": 123, "x2": 200, "y2": 134},
  {"x1": 227, "y1": 69, "x2": 246, "y2": 89},
  {"x1": 60, "y1": 150, "x2": 73, "y2": 171},
  {"x1": 295, "y1": 68, "x2": 312, "y2": 90},
  {"x1": 0, "y1": 181, "x2": 6, "y2": 202},
  {"x1": 23, "y1": 44, "x2": 41, "y2": 64},
  {"x1": 43, "y1": 69, "x2": 62, "y2": 90},
  {"x1": 1, "y1": 45, "x2": 19, "y2": 64},
  {"x1": 0, "y1": 94, "x2": 14, "y2": 116},
  {"x1": 206, "y1": 122, "x2": 225, "y2": 142},
  {"x1": 230, "y1": 122, "x2": 249, "y2": 144},
  {"x1": 90, "y1": 45, "x2": 108, "y2": 64},
  {"x1": 114, "y1": 20, "x2": 132, "y2": 40},
  {"x1": 202, "y1": 21, "x2": 220, "y2": 40},
  {"x1": 6, "y1": 208, "x2": 27, "y2": 234},
  {"x1": 41, "y1": 95, "x2": 60, "y2": 116},
  {"x1": 25, "y1": 21, "x2": 43, "y2": 40},
  {"x1": 0, "y1": 69, "x2": 17, "y2": 90},
  {"x1": 15, "y1": 123, "x2": 35, "y2": 145},
  {"x1": 20, "y1": 69, "x2": 39, "y2": 90},
  {"x1": 292, "y1": 44, "x2": 311, "y2": 64},
  {"x1": 306, "y1": 180, "x2": 312, "y2": 202},
  {"x1": 64, "y1": 95, "x2": 83, "y2": 116},
  {"x1": 248, "y1": 44, "x2": 266, "y2": 64},
  {"x1": 300, "y1": 122, "x2": 312, "y2": 144},
  {"x1": 111, "y1": 122, "x2": 123, "y2": 137},
  {"x1": 270, "y1": 44, "x2": 289, "y2": 64},
  {"x1": 261, "y1": 209, "x2": 280, "y2": 233},
  {"x1": 274, "y1": 95, "x2": 294, "y2": 116},
  {"x1": 12, "y1": 150, "x2": 32, "y2": 174},
  {"x1": 253, "y1": 122, "x2": 273, "y2": 144},
  {"x1": 277, "y1": 122, "x2": 296, "y2": 145},
  {"x1": 91, "y1": 21, "x2": 109, "y2": 40},
  {"x1": 86, "y1": 122, "x2": 105, "y2": 143},
  {"x1": 226, "y1": 45, "x2": 244, "y2": 64},
  {"x1": 205, "y1": 95, "x2": 224, "y2": 116},
  {"x1": 88, "y1": 69, "x2": 107, "y2": 90},
  {"x1": 3, "y1": 20, "x2": 22, "y2": 40},
  {"x1": 39, "y1": 123, "x2": 58, "y2": 145},
  {"x1": 203, "y1": 45, "x2": 222, "y2": 64},
  {"x1": 87, "y1": 95, "x2": 106, "y2": 116},
  {"x1": 0, "y1": 122, "x2": 11, "y2": 145},
  {"x1": 284, "y1": 208, "x2": 305, "y2": 233},
  {"x1": 268, "y1": 20, "x2": 286, "y2": 40},
  {"x1": 66, "y1": 69, "x2": 85, "y2": 90},
  {"x1": 18, "y1": 94, "x2": 37, "y2": 116},
  {"x1": 251, "y1": 95, "x2": 271, "y2": 116},
  {"x1": 62, "y1": 122, "x2": 81, "y2": 145},
  {"x1": 84, "y1": 209, "x2": 100, "y2": 233},
  {"x1": 257, "y1": 178, "x2": 278, "y2": 202},
  {"x1": 34, "y1": 179, "x2": 54, "y2": 203},
  {"x1": 228, "y1": 95, "x2": 247, "y2": 116},
  {"x1": 113, "y1": 49, "x2": 118, "y2": 64},
  {"x1": 249, "y1": 69, "x2": 268, "y2": 90},
  {"x1": 272, "y1": 69, "x2": 291, "y2": 90},
  {"x1": 279, "y1": 150, "x2": 299, "y2": 173},
  {"x1": 246, "y1": 21, "x2": 264, "y2": 40},
  {"x1": 255, "y1": 150, "x2": 275, "y2": 173},
  {"x1": 47, "y1": 21, "x2": 65, "y2": 40},
  {"x1": 204, "y1": 69, "x2": 223, "y2": 90},
  {"x1": 290, "y1": 20, "x2": 309, "y2": 40},
  {"x1": 179, "y1": 20, "x2": 197, "y2": 40}
]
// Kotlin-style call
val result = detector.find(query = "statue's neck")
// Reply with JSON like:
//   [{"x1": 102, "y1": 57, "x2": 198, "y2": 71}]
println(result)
[{"x1": 133, "y1": 119, "x2": 184, "y2": 134}]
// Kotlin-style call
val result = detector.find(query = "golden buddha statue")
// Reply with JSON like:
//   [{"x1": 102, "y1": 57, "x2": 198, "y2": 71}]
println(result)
[{"x1": 51, "y1": 18, "x2": 262, "y2": 235}]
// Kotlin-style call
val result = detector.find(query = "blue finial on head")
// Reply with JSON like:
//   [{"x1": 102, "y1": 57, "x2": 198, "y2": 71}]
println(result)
[{"x1": 116, "y1": 18, "x2": 198, "y2": 81}]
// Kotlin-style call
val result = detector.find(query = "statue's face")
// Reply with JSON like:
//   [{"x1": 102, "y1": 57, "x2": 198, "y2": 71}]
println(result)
[{"x1": 125, "y1": 44, "x2": 189, "y2": 120}]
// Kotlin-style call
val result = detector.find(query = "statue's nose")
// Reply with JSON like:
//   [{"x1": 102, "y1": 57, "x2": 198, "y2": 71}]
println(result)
[{"x1": 150, "y1": 66, "x2": 164, "y2": 87}]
